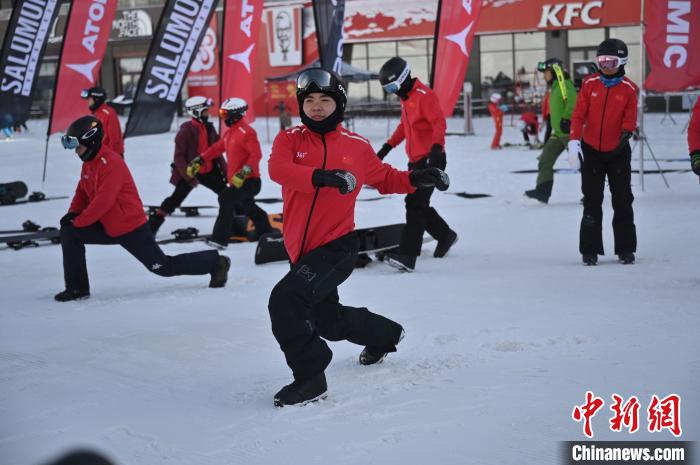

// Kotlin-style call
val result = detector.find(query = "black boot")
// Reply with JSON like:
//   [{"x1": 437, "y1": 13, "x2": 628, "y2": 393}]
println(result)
[
  {"x1": 382, "y1": 252, "x2": 417, "y2": 272},
  {"x1": 582, "y1": 254, "x2": 598, "y2": 266},
  {"x1": 618, "y1": 253, "x2": 635, "y2": 264},
  {"x1": 148, "y1": 211, "x2": 165, "y2": 235},
  {"x1": 359, "y1": 329, "x2": 405, "y2": 366},
  {"x1": 54, "y1": 289, "x2": 90, "y2": 302},
  {"x1": 209, "y1": 255, "x2": 230, "y2": 288},
  {"x1": 434, "y1": 230, "x2": 458, "y2": 258},
  {"x1": 274, "y1": 372, "x2": 328, "y2": 407},
  {"x1": 524, "y1": 181, "x2": 552, "y2": 204}
]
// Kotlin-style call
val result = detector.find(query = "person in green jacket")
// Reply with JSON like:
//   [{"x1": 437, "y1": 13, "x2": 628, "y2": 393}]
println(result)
[{"x1": 524, "y1": 58, "x2": 577, "y2": 203}]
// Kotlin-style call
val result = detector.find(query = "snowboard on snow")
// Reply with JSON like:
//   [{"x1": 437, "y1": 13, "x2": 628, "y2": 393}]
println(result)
[
  {"x1": 157, "y1": 213, "x2": 284, "y2": 245},
  {"x1": 0, "y1": 181, "x2": 28, "y2": 204},
  {"x1": 0, "y1": 220, "x2": 42, "y2": 234},
  {"x1": 0, "y1": 190, "x2": 68, "y2": 206},
  {"x1": 447, "y1": 192, "x2": 492, "y2": 199},
  {"x1": 1, "y1": 228, "x2": 60, "y2": 250},
  {"x1": 254, "y1": 223, "x2": 407, "y2": 265}
]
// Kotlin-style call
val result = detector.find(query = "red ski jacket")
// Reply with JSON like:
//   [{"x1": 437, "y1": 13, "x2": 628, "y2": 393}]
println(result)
[
  {"x1": 269, "y1": 124, "x2": 415, "y2": 263},
  {"x1": 69, "y1": 146, "x2": 147, "y2": 236},
  {"x1": 688, "y1": 99, "x2": 700, "y2": 155},
  {"x1": 570, "y1": 74, "x2": 638, "y2": 153},
  {"x1": 93, "y1": 103, "x2": 124, "y2": 157},
  {"x1": 488, "y1": 102, "x2": 504, "y2": 124},
  {"x1": 201, "y1": 119, "x2": 262, "y2": 182},
  {"x1": 521, "y1": 111, "x2": 539, "y2": 132},
  {"x1": 387, "y1": 79, "x2": 446, "y2": 163}
]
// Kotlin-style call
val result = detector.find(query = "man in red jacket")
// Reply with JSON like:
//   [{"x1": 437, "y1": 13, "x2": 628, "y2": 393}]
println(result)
[
  {"x1": 187, "y1": 97, "x2": 272, "y2": 248},
  {"x1": 267, "y1": 68, "x2": 449, "y2": 407},
  {"x1": 688, "y1": 98, "x2": 700, "y2": 176},
  {"x1": 375, "y1": 57, "x2": 457, "y2": 271},
  {"x1": 55, "y1": 116, "x2": 230, "y2": 302},
  {"x1": 81, "y1": 87, "x2": 124, "y2": 157},
  {"x1": 568, "y1": 38, "x2": 638, "y2": 266},
  {"x1": 148, "y1": 96, "x2": 227, "y2": 233}
]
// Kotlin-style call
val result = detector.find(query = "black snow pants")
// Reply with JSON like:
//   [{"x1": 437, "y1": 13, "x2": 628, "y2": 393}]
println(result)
[
  {"x1": 160, "y1": 168, "x2": 227, "y2": 215},
  {"x1": 212, "y1": 178, "x2": 272, "y2": 244},
  {"x1": 268, "y1": 232, "x2": 404, "y2": 382}
]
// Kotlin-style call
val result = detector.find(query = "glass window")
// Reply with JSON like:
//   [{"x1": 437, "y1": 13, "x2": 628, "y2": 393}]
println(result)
[
  {"x1": 624, "y1": 44, "x2": 642, "y2": 85},
  {"x1": 608, "y1": 26, "x2": 641, "y2": 45},
  {"x1": 514, "y1": 32, "x2": 545, "y2": 50},
  {"x1": 480, "y1": 50, "x2": 514, "y2": 82},
  {"x1": 398, "y1": 40, "x2": 427, "y2": 57},
  {"x1": 39, "y1": 61, "x2": 57, "y2": 76},
  {"x1": 368, "y1": 41, "x2": 397, "y2": 59},
  {"x1": 568, "y1": 28, "x2": 605, "y2": 47},
  {"x1": 404, "y1": 55, "x2": 429, "y2": 83},
  {"x1": 480, "y1": 34, "x2": 512, "y2": 52},
  {"x1": 515, "y1": 49, "x2": 546, "y2": 79},
  {"x1": 351, "y1": 43, "x2": 367, "y2": 60},
  {"x1": 368, "y1": 57, "x2": 389, "y2": 100}
]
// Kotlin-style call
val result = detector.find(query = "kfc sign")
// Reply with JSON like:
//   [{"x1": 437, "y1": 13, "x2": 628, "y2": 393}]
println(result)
[{"x1": 538, "y1": 1, "x2": 603, "y2": 28}]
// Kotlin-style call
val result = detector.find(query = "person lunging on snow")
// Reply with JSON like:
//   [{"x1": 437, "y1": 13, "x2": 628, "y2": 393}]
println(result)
[
  {"x1": 149, "y1": 96, "x2": 227, "y2": 234},
  {"x1": 267, "y1": 68, "x2": 449, "y2": 407},
  {"x1": 187, "y1": 98, "x2": 272, "y2": 248},
  {"x1": 55, "y1": 116, "x2": 230, "y2": 302},
  {"x1": 524, "y1": 58, "x2": 577, "y2": 204},
  {"x1": 81, "y1": 87, "x2": 124, "y2": 158},
  {"x1": 375, "y1": 57, "x2": 458, "y2": 272},
  {"x1": 568, "y1": 38, "x2": 638, "y2": 266},
  {"x1": 688, "y1": 97, "x2": 700, "y2": 177}
]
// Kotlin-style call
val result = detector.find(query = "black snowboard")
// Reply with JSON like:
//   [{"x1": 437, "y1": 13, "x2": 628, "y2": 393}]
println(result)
[
  {"x1": 0, "y1": 181, "x2": 28, "y2": 204},
  {"x1": 254, "y1": 223, "x2": 406, "y2": 265},
  {"x1": 447, "y1": 192, "x2": 492, "y2": 199},
  {"x1": 0, "y1": 192, "x2": 68, "y2": 207}
]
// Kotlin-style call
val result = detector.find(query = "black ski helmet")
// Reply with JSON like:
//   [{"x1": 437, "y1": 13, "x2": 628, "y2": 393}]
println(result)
[
  {"x1": 379, "y1": 57, "x2": 412, "y2": 95},
  {"x1": 597, "y1": 38, "x2": 628, "y2": 63},
  {"x1": 537, "y1": 58, "x2": 563, "y2": 73},
  {"x1": 81, "y1": 87, "x2": 107, "y2": 111},
  {"x1": 296, "y1": 68, "x2": 347, "y2": 134},
  {"x1": 63, "y1": 115, "x2": 104, "y2": 161}
]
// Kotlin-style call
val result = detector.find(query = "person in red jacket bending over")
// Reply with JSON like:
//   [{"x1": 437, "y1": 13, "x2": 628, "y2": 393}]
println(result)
[
  {"x1": 267, "y1": 68, "x2": 449, "y2": 407},
  {"x1": 568, "y1": 38, "x2": 638, "y2": 266},
  {"x1": 375, "y1": 57, "x2": 458, "y2": 272},
  {"x1": 187, "y1": 97, "x2": 273, "y2": 248},
  {"x1": 688, "y1": 98, "x2": 700, "y2": 177},
  {"x1": 81, "y1": 87, "x2": 124, "y2": 157},
  {"x1": 55, "y1": 116, "x2": 230, "y2": 302}
]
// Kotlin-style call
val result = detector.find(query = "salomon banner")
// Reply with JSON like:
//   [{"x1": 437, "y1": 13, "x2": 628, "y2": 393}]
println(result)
[
  {"x1": 312, "y1": 0, "x2": 345, "y2": 73},
  {"x1": 125, "y1": 0, "x2": 218, "y2": 137},
  {"x1": 644, "y1": 0, "x2": 700, "y2": 92},
  {"x1": 49, "y1": 0, "x2": 119, "y2": 135},
  {"x1": 221, "y1": 0, "x2": 263, "y2": 122},
  {"x1": 0, "y1": 0, "x2": 63, "y2": 125},
  {"x1": 187, "y1": 14, "x2": 220, "y2": 111},
  {"x1": 431, "y1": 0, "x2": 482, "y2": 117}
]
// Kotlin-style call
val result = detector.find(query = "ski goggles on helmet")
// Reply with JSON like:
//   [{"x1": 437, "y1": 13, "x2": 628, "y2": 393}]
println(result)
[
  {"x1": 80, "y1": 89, "x2": 89, "y2": 99},
  {"x1": 296, "y1": 68, "x2": 338, "y2": 94},
  {"x1": 218, "y1": 107, "x2": 246, "y2": 119},
  {"x1": 596, "y1": 55, "x2": 626, "y2": 70},
  {"x1": 61, "y1": 135, "x2": 80, "y2": 150},
  {"x1": 381, "y1": 64, "x2": 411, "y2": 94}
]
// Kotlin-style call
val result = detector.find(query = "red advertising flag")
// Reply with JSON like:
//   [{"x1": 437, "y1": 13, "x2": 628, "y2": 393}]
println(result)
[
  {"x1": 431, "y1": 0, "x2": 483, "y2": 117},
  {"x1": 221, "y1": 0, "x2": 263, "y2": 123},
  {"x1": 187, "y1": 15, "x2": 220, "y2": 111},
  {"x1": 644, "y1": 0, "x2": 700, "y2": 92},
  {"x1": 49, "y1": 0, "x2": 119, "y2": 135}
]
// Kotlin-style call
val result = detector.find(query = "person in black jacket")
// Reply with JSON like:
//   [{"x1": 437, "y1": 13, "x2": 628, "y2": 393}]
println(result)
[{"x1": 148, "y1": 96, "x2": 228, "y2": 233}]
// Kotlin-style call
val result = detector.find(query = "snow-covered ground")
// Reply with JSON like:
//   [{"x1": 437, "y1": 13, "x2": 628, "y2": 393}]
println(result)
[{"x1": 1, "y1": 113, "x2": 698, "y2": 465}]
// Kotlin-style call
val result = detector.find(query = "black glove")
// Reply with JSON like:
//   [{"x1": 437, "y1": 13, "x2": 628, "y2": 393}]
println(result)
[
  {"x1": 615, "y1": 130, "x2": 633, "y2": 152},
  {"x1": 409, "y1": 168, "x2": 450, "y2": 191},
  {"x1": 60, "y1": 212, "x2": 77, "y2": 228},
  {"x1": 428, "y1": 144, "x2": 446, "y2": 169},
  {"x1": 691, "y1": 151, "x2": 700, "y2": 175},
  {"x1": 559, "y1": 118, "x2": 571, "y2": 134},
  {"x1": 312, "y1": 169, "x2": 357, "y2": 195},
  {"x1": 376, "y1": 143, "x2": 392, "y2": 160}
]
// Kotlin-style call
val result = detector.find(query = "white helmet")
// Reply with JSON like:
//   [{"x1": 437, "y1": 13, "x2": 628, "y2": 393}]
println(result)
[
  {"x1": 219, "y1": 97, "x2": 248, "y2": 125},
  {"x1": 490, "y1": 93, "x2": 502, "y2": 103},
  {"x1": 185, "y1": 96, "x2": 212, "y2": 120}
]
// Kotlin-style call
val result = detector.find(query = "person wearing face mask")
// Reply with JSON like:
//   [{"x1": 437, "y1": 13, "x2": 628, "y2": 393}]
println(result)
[
  {"x1": 266, "y1": 68, "x2": 450, "y2": 407},
  {"x1": 374, "y1": 57, "x2": 458, "y2": 272},
  {"x1": 54, "y1": 116, "x2": 230, "y2": 302},
  {"x1": 568, "y1": 38, "x2": 638, "y2": 266},
  {"x1": 81, "y1": 87, "x2": 124, "y2": 157},
  {"x1": 148, "y1": 96, "x2": 228, "y2": 234},
  {"x1": 524, "y1": 58, "x2": 577, "y2": 203},
  {"x1": 187, "y1": 98, "x2": 272, "y2": 248}
]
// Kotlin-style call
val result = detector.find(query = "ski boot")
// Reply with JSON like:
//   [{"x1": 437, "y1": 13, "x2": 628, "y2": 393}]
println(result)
[{"x1": 274, "y1": 372, "x2": 328, "y2": 407}]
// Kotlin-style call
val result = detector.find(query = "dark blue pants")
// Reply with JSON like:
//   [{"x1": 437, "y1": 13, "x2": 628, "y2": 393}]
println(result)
[
  {"x1": 61, "y1": 222, "x2": 219, "y2": 292},
  {"x1": 268, "y1": 232, "x2": 404, "y2": 382}
]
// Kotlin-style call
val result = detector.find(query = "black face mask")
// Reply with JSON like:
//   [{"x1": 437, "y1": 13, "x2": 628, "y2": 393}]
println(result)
[
  {"x1": 599, "y1": 65, "x2": 626, "y2": 79},
  {"x1": 88, "y1": 98, "x2": 105, "y2": 112},
  {"x1": 224, "y1": 114, "x2": 243, "y2": 127},
  {"x1": 78, "y1": 143, "x2": 101, "y2": 162},
  {"x1": 395, "y1": 77, "x2": 416, "y2": 100},
  {"x1": 301, "y1": 106, "x2": 343, "y2": 134}
]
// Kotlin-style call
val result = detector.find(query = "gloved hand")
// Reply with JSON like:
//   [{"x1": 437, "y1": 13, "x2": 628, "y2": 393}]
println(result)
[
  {"x1": 691, "y1": 151, "x2": 700, "y2": 175},
  {"x1": 60, "y1": 212, "x2": 77, "y2": 228},
  {"x1": 376, "y1": 143, "x2": 392, "y2": 160},
  {"x1": 231, "y1": 165, "x2": 252, "y2": 188},
  {"x1": 615, "y1": 130, "x2": 633, "y2": 153},
  {"x1": 409, "y1": 168, "x2": 450, "y2": 191},
  {"x1": 567, "y1": 140, "x2": 582, "y2": 171},
  {"x1": 428, "y1": 144, "x2": 446, "y2": 169},
  {"x1": 186, "y1": 156, "x2": 204, "y2": 178},
  {"x1": 499, "y1": 104, "x2": 509, "y2": 112},
  {"x1": 312, "y1": 169, "x2": 357, "y2": 195},
  {"x1": 559, "y1": 118, "x2": 571, "y2": 134}
]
